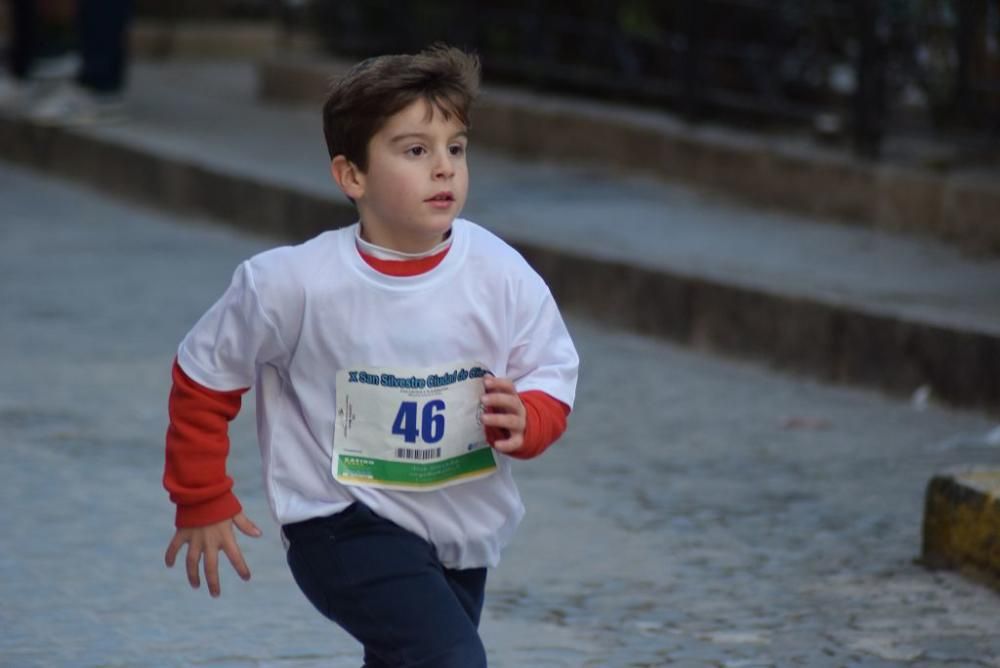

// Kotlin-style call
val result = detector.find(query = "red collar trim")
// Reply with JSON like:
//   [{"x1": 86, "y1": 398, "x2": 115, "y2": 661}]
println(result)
[{"x1": 358, "y1": 246, "x2": 451, "y2": 277}]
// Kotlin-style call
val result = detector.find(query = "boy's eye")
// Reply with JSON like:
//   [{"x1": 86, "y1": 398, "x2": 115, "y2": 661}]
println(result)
[
  {"x1": 449, "y1": 144, "x2": 466, "y2": 156},
  {"x1": 407, "y1": 146, "x2": 426, "y2": 157}
]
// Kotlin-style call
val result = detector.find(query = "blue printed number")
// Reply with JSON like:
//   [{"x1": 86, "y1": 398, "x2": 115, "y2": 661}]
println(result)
[
  {"x1": 392, "y1": 402, "x2": 420, "y2": 443},
  {"x1": 423, "y1": 400, "x2": 445, "y2": 444},
  {"x1": 392, "y1": 400, "x2": 446, "y2": 444}
]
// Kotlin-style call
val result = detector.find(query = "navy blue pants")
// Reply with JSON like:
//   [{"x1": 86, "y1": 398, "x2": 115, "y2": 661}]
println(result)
[
  {"x1": 283, "y1": 503, "x2": 488, "y2": 668},
  {"x1": 6, "y1": 0, "x2": 37, "y2": 80},
  {"x1": 77, "y1": 0, "x2": 132, "y2": 93}
]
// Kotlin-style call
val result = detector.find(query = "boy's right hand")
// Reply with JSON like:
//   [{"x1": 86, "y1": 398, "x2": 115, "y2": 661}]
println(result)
[{"x1": 164, "y1": 512, "x2": 262, "y2": 598}]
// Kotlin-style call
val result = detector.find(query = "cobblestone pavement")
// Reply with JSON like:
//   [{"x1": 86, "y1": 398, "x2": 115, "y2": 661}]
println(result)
[{"x1": 2, "y1": 159, "x2": 1000, "y2": 667}]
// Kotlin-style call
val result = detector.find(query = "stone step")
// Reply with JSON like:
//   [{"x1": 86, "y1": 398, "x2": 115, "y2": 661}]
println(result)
[
  {"x1": 261, "y1": 55, "x2": 1000, "y2": 256},
  {"x1": 1, "y1": 60, "x2": 998, "y2": 412}
]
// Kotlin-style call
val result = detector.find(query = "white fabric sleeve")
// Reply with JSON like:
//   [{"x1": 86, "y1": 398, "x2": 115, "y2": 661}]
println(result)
[
  {"x1": 507, "y1": 275, "x2": 579, "y2": 409},
  {"x1": 177, "y1": 261, "x2": 292, "y2": 391}
]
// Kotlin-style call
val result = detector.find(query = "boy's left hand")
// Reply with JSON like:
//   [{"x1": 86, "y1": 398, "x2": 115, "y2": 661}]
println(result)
[{"x1": 481, "y1": 376, "x2": 526, "y2": 454}]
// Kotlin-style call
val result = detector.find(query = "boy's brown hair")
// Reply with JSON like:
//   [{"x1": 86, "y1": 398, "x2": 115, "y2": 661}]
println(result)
[{"x1": 323, "y1": 44, "x2": 481, "y2": 171}]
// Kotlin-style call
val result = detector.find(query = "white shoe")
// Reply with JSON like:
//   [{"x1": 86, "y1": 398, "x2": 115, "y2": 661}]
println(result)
[
  {"x1": 0, "y1": 74, "x2": 36, "y2": 116},
  {"x1": 27, "y1": 82, "x2": 126, "y2": 127},
  {"x1": 32, "y1": 53, "x2": 82, "y2": 82}
]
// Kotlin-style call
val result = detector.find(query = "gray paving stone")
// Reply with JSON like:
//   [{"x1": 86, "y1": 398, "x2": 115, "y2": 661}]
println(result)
[{"x1": 3, "y1": 159, "x2": 1000, "y2": 667}]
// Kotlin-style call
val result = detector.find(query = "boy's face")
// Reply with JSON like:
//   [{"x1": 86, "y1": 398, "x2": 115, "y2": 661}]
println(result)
[{"x1": 349, "y1": 99, "x2": 469, "y2": 253}]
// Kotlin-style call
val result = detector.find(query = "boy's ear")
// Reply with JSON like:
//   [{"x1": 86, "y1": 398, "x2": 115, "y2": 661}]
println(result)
[{"x1": 330, "y1": 156, "x2": 365, "y2": 200}]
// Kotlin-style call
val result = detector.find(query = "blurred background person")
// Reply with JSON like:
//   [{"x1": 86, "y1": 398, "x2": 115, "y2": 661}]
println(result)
[
  {"x1": 0, "y1": 0, "x2": 133, "y2": 124},
  {"x1": 29, "y1": 0, "x2": 133, "y2": 124},
  {"x1": 0, "y1": 0, "x2": 78, "y2": 109}
]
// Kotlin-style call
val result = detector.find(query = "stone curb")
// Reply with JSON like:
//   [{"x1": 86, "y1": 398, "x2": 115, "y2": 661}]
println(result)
[
  {"x1": 258, "y1": 56, "x2": 1000, "y2": 256},
  {"x1": 922, "y1": 469, "x2": 1000, "y2": 591},
  {"x1": 2, "y1": 115, "x2": 998, "y2": 412},
  {"x1": 0, "y1": 118, "x2": 356, "y2": 240},
  {"x1": 130, "y1": 20, "x2": 318, "y2": 60}
]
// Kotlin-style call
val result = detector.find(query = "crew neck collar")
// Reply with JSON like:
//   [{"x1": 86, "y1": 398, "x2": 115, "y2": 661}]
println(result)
[
  {"x1": 355, "y1": 227, "x2": 453, "y2": 261},
  {"x1": 343, "y1": 219, "x2": 469, "y2": 290}
]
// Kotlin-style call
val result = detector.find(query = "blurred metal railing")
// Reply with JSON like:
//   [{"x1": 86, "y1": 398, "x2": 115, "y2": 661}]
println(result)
[{"x1": 300, "y1": 0, "x2": 999, "y2": 159}]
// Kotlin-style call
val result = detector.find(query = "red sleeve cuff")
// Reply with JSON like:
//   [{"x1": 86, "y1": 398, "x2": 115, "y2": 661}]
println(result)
[
  {"x1": 174, "y1": 492, "x2": 243, "y2": 528},
  {"x1": 486, "y1": 390, "x2": 570, "y2": 460}
]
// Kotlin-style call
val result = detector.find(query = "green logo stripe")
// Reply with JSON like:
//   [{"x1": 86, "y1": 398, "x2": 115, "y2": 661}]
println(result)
[{"x1": 337, "y1": 448, "x2": 497, "y2": 488}]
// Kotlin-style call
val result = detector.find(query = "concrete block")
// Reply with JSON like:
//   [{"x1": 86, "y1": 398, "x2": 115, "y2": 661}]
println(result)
[
  {"x1": 131, "y1": 21, "x2": 318, "y2": 60},
  {"x1": 944, "y1": 175, "x2": 1000, "y2": 255},
  {"x1": 875, "y1": 166, "x2": 946, "y2": 236},
  {"x1": 922, "y1": 470, "x2": 1000, "y2": 591},
  {"x1": 258, "y1": 57, "x2": 344, "y2": 106},
  {"x1": 757, "y1": 150, "x2": 875, "y2": 225}
]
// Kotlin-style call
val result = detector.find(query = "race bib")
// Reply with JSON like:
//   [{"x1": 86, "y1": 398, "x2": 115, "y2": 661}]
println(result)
[{"x1": 332, "y1": 362, "x2": 498, "y2": 491}]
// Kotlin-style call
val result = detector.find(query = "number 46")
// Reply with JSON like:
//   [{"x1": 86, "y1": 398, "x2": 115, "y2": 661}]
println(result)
[{"x1": 392, "y1": 400, "x2": 445, "y2": 444}]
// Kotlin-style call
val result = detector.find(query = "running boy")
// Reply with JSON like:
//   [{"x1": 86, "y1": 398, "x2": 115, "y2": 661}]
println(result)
[{"x1": 163, "y1": 45, "x2": 578, "y2": 668}]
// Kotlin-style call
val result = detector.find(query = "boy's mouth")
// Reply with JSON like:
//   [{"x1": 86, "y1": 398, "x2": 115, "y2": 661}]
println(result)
[{"x1": 425, "y1": 191, "x2": 455, "y2": 203}]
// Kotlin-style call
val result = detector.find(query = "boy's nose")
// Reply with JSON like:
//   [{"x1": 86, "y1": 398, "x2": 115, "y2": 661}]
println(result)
[{"x1": 433, "y1": 155, "x2": 454, "y2": 179}]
